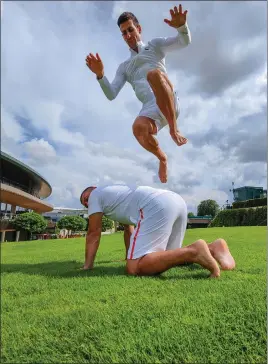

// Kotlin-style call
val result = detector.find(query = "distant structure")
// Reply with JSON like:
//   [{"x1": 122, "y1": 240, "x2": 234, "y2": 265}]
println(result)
[
  {"x1": 0, "y1": 151, "x2": 53, "y2": 242},
  {"x1": 187, "y1": 216, "x2": 212, "y2": 229},
  {"x1": 43, "y1": 207, "x2": 88, "y2": 222},
  {"x1": 232, "y1": 186, "x2": 267, "y2": 202}
]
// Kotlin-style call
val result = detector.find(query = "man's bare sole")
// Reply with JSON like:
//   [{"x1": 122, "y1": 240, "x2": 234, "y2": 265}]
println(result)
[
  {"x1": 158, "y1": 159, "x2": 168, "y2": 183},
  {"x1": 209, "y1": 239, "x2": 236, "y2": 270},
  {"x1": 192, "y1": 240, "x2": 220, "y2": 278}
]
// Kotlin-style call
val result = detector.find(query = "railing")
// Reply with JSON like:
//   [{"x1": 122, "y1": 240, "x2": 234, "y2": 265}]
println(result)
[
  {"x1": 0, "y1": 212, "x2": 16, "y2": 220},
  {"x1": 1, "y1": 177, "x2": 40, "y2": 198}
]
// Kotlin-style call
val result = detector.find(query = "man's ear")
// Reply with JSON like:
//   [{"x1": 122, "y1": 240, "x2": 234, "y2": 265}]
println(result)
[{"x1": 137, "y1": 24, "x2": 142, "y2": 34}]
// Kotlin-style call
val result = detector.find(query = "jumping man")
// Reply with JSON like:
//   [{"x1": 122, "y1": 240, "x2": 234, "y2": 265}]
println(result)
[{"x1": 86, "y1": 4, "x2": 191, "y2": 183}]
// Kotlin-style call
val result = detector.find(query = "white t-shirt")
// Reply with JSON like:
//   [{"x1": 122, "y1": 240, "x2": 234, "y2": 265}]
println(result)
[
  {"x1": 88, "y1": 185, "x2": 169, "y2": 225},
  {"x1": 97, "y1": 24, "x2": 191, "y2": 105}
]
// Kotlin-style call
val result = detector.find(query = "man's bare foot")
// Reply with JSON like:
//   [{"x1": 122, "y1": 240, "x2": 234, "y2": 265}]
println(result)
[
  {"x1": 158, "y1": 159, "x2": 168, "y2": 183},
  {"x1": 208, "y1": 239, "x2": 235, "y2": 270},
  {"x1": 191, "y1": 240, "x2": 220, "y2": 278},
  {"x1": 170, "y1": 130, "x2": 188, "y2": 146}
]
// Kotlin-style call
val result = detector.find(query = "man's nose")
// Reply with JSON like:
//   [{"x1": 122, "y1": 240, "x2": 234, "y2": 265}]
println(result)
[{"x1": 126, "y1": 33, "x2": 132, "y2": 39}]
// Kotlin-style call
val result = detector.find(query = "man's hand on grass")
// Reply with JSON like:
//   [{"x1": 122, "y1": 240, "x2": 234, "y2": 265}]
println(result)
[{"x1": 79, "y1": 265, "x2": 92, "y2": 271}]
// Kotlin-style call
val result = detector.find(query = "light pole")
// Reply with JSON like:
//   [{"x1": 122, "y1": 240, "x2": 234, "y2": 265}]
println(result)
[{"x1": 229, "y1": 182, "x2": 235, "y2": 202}]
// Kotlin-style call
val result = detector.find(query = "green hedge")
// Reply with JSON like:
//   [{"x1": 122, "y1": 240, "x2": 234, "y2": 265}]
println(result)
[
  {"x1": 232, "y1": 198, "x2": 267, "y2": 209},
  {"x1": 210, "y1": 206, "x2": 267, "y2": 227}
]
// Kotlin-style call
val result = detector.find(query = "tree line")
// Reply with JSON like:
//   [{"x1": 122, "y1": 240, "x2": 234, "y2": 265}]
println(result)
[{"x1": 11, "y1": 199, "x2": 223, "y2": 237}]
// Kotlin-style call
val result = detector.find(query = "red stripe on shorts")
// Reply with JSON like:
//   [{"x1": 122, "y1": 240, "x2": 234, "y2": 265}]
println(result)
[{"x1": 129, "y1": 209, "x2": 143, "y2": 259}]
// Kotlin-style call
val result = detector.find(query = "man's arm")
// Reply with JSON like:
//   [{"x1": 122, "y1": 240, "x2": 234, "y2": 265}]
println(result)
[
  {"x1": 150, "y1": 4, "x2": 191, "y2": 55},
  {"x1": 150, "y1": 23, "x2": 191, "y2": 55},
  {"x1": 123, "y1": 225, "x2": 134, "y2": 260},
  {"x1": 97, "y1": 63, "x2": 127, "y2": 101},
  {"x1": 86, "y1": 53, "x2": 126, "y2": 101},
  {"x1": 83, "y1": 213, "x2": 103, "y2": 269}
]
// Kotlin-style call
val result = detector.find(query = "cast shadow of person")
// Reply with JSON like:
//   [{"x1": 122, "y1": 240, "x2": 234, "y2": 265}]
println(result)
[{"x1": 1, "y1": 260, "x2": 206, "y2": 279}]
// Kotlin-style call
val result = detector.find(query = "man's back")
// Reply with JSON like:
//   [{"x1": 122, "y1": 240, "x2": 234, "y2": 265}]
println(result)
[{"x1": 88, "y1": 185, "x2": 171, "y2": 225}]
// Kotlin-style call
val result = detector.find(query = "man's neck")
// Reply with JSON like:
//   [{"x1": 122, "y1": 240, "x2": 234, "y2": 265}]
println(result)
[{"x1": 130, "y1": 40, "x2": 143, "y2": 54}]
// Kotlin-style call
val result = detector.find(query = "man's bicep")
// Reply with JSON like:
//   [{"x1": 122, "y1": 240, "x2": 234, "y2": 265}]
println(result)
[
  {"x1": 88, "y1": 213, "x2": 103, "y2": 233},
  {"x1": 150, "y1": 34, "x2": 189, "y2": 55}
]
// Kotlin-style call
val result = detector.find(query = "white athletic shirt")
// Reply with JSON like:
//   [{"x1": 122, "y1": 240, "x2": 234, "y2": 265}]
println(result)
[
  {"x1": 87, "y1": 185, "x2": 169, "y2": 225},
  {"x1": 97, "y1": 23, "x2": 191, "y2": 105}
]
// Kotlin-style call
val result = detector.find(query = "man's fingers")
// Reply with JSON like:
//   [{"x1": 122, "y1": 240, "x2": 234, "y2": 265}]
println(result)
[
  {"x1": 170, "y1": 9, "x2": 175, "y2": 17},
  {"x1": 96, "y1": 53, "x2": 101, "y2": 61},
  {"x1": 89, "y1": 53, "x2": 97, "y2": 61},
  {"x1": 164, "y1": 18, "x2": 171, "y2": 25},
  {"x1": 174, "y1": 6, "x2": 178, "y2": 14},
  {"x1": 86, "y1": 56, "x2": 94, "y2": 64},
  {"x1": 183, "y1": 10, "x2": 187, "y2": 16},
  {"x1": 179, "y1": 4, "x2": 182, "y2": 13}
]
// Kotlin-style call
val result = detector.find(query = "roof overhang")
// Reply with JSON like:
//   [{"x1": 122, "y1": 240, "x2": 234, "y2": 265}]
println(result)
[{"x1": 0, "y1": 183, "x2": 53, "y2": 213}]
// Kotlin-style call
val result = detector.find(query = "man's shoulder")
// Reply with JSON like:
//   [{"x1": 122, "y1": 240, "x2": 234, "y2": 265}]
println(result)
[
  {"x1": 115, "y1": 58, "x2": 131, "y2": 73},
  {"x1": 148, "y1": 37, "x2": 164, "y2": 47}
]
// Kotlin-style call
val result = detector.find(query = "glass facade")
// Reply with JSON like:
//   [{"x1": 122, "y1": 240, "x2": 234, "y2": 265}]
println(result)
[{"x1": 233, "y1": 186, "x2": 265, "y2": 201}]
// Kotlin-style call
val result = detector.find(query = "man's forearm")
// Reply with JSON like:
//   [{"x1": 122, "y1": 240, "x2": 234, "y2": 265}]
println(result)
[
  {"x1": 97, "y1": 76, "x2": 117, "y2": 100},
  {"x1": 97, "y1": 63, "x2": 126, "y2": 101},
  {"x1": 84, "y1": 231, "x2": 101, "y2": 269},
  {"x1": 97, "y1": 72, "x2": 104, "y2": 80},
  {"x1": 152, "y1": 23, "x2": 191, "y2": 54}
]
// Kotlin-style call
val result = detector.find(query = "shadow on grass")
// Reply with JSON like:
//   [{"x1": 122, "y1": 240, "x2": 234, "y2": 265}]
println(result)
[{"x1": 1, "y1": 261, "x2": 206, "y2": 280}]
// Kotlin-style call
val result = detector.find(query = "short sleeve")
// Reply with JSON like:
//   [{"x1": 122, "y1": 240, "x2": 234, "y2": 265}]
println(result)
[{"x1": 88, "y1": 190, "x2": 103, "y2": 216}]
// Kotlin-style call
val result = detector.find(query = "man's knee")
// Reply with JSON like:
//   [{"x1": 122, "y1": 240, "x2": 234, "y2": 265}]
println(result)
[
  {"x1": 126, "y1": 259, "x2": 139, "y2": 276},
  {"x1": 147, "y1": 69, "x2": 163, "y2": 84}
]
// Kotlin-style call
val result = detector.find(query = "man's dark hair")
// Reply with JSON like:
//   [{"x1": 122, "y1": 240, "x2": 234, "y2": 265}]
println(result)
[{"x1": 117, "y1": 12, "x2": 139, "y2": 27}]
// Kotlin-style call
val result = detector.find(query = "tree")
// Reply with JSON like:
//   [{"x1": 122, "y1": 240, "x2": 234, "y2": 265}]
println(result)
[
  {"x1": 197, "y1": 200, "x2": 219, "y2": 218},
  {"x1": 13, "y1": 212, "x2": 47, "y2": 239},
  {"x1": 84, "y1": 216, "x2": 114, "y2": 232},
  {"x1": 58, "y1": 216, "x2": 86, "y2": 231},
  {"x1": 188, "y1": 212, "x2": 195, "y2": 217},
  {"x1": 101, "y1": 216, "x2": 114, "y2": 232}
]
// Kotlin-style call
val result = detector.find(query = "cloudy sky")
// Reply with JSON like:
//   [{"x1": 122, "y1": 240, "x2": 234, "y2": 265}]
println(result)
[{"x1": 1, "y1": 1, "x2": 267, "y2": 213}]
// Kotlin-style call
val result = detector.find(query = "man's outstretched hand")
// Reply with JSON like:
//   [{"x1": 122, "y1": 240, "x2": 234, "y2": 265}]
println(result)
[
  {"x1": 85, "y1": 53, "x2": 104, "y2": 79},
  {"x1": 164, "y1": 4, "x2": 187, "y2": 28}
]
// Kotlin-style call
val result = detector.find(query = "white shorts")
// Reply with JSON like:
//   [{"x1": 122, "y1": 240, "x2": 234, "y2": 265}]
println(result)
[
  {"x1": 127, "y1": 191, "x2": 187, "y2": 260},
  {"x1": 138, "y1": 91, "x2": 180, "y2": 132}
]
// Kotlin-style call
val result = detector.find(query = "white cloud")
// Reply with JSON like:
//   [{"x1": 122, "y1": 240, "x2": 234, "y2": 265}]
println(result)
[
  {"x1": 1, "y1": 105, "x2": 24, "y2": 142},
  {"x1": 1, "y1": 1, "x2": 266, "y2": 213},
  {"x1": 23, "y1": 138, "x2": 58, "y2": 166},
  {"x1": 112, "y1": 0, "x2": 129, "y2": 20}
]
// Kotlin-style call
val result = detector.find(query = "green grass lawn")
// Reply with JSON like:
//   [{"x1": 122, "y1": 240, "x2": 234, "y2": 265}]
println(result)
[{"x1": 1, "y1": 226, "x2": 266, "y2": 363}]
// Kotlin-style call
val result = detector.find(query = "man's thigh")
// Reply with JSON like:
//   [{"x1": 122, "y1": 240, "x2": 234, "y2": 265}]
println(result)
[
  {"x1": 166, "y1": 195, "x2": 187, "y2": 250},
  {"x1": 127, "y1": 194, "x2": 180, "y2": 260},
  {"x1": 133, "y1": 115, "x2": 158, "y2": 135},
  {"x1": 139, "y1": 92, "x2": 180, "y2": 132}
]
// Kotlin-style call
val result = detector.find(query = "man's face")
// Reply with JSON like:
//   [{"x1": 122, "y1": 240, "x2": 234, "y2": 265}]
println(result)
[
  {"x1": 120, "y1": 19, "x2": 141, "y2": 49},
  {"x1": 81, "y1": 188, "x2": 93, "y2": 208}
]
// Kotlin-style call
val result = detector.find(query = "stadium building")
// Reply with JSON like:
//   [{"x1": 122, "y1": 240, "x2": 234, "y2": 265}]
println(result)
[
  {"x1": 0, "y1": 151, "x2": 53, "y2": 242},
  {"x1": 232, "y1": 186, "x2": 267, "y2": 202},
  {"x1": 43, "y1": 207, "x2": 88, "y2": 222}
]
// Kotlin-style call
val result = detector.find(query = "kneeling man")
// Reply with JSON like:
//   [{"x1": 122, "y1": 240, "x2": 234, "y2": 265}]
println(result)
[{"x1": 80, "y1": 185, "x2": 235, "y2": 278}]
